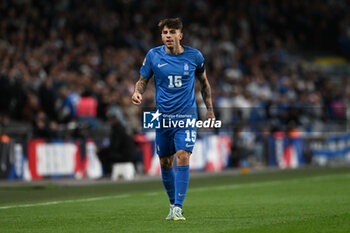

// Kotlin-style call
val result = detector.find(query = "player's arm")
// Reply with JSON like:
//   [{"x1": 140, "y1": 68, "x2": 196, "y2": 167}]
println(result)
[
  {"x1": 131, "y1": 75, "x2": 149, "y2": 105},
  {"x1": 197, "y1": 71, "x2": 215, "y2": 120}
]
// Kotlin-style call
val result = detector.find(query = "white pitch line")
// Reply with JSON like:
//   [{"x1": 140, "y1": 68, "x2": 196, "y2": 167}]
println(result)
[
  {"x1": 0, "y1": 194, "x2": 130, "y2": 210},
  {"x1": 143, "y1": 192, "x2": 160, "y2": 196}
]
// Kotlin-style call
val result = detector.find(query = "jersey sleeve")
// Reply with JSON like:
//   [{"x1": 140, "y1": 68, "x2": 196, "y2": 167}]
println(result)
[
  {"x1": 195, "y1": 51, "x2": 205, "y2": 77},
  {"x1": 139, "y1": 50, "x2": 153, "y2": 79}
]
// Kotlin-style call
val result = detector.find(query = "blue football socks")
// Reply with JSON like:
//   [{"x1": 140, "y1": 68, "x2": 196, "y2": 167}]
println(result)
[
  {"x1": 174, "y1": 165, "x2": 190, "y2": 208},
  {"x1": 161, "y1": 167, "x2": 175, "y2": 205}
]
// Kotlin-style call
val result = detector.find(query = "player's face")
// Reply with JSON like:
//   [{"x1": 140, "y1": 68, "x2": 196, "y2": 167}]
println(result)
[{"x1": 161, "y1": 26, "x2": 183, "y2": 50}]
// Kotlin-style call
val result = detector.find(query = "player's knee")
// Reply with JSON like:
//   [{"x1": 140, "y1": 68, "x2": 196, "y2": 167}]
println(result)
[
  {"x1": 160, "y1": 155, "x2": 174, "y2": 169},
  {"x1": 176, "y1": 150, "x2": 191, "y2": 164}
]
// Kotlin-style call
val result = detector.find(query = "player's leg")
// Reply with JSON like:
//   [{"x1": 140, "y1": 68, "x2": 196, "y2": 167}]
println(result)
[
  {"x1": 159, "y1": 154, "x2": 176, "y2": 205},
  {"x1": 172, "y1": 149, "x2": 191, "y2": 221},
  {"x1": 174, "y1": 149, "x2": 191, "y2": 205},
  {"x1": 159, "y1": 154, "x2": 176, "y2": 220},
  {"x1": 173, "y1": 129, "x2": 196, "y2": 220},
  {"x1": 156, "y1": 129, "x2": 176, "y2": 219}
]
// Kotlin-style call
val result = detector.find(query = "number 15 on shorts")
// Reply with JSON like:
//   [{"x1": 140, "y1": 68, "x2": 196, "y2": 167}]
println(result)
[{"x1": 185, "y1": 130, "x2": 196, "y2": 143}]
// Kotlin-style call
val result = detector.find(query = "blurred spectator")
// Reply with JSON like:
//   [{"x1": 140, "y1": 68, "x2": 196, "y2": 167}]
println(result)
[
  {"x1": 33, "y1": 111, "x2": 58, "y2": 139},
  {"x1": 38, "y1": 77, "x2": 57, "y2": 119},
  {"x1": 22, "y1": 90, "x2": 41, "y2": 122},
  {"x1": 76, "y1": 90, "x2": 98, "y2": 128},
  {"x1": 230, "y1": 127, "x2": 255, "y2": 167},
  {"x1": 97, "y1": 113, "x2": 137, "y2": 177},
  {"x1": 254, "y1": 126, "x2": 271, "y2": 165}
]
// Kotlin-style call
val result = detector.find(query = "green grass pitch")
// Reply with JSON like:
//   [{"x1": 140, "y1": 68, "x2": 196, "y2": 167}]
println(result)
[{"x1": 0, "y1": 167, "x2": 349, "y2": 233}]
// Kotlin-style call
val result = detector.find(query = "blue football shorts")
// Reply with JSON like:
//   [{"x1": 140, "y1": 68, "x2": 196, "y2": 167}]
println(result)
[{"x1": 156, "y1": 127, "x2": 197, "y2": 157}]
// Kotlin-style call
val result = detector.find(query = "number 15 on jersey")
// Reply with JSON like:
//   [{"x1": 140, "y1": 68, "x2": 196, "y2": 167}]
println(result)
[{"x1": 168, "y1": 75, "x2": 182, "y2": 88}]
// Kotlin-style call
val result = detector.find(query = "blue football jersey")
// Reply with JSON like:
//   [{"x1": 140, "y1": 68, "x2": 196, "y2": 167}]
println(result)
[{"x1": 140, "y1": 45, "x2": 204, "y2": 118}]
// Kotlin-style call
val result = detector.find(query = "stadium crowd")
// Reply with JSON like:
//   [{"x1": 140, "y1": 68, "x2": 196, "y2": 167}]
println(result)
[{"x1": 0, "y1": 0, "x2": 349, "y2": 142}]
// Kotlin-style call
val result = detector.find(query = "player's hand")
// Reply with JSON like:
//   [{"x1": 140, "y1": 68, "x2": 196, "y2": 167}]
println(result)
[
  {"x1": 206, "y1": 109, "x2": 216, "y2": 121},
  {"x1": 131, "y1": 92, "x2": 143, "y2": 105}
]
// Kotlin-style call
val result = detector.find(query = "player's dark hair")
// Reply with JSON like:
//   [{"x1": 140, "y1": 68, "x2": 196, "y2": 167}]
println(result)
[{"x1": 158, "y1": 18, "x2": 183, "y2": 32}]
